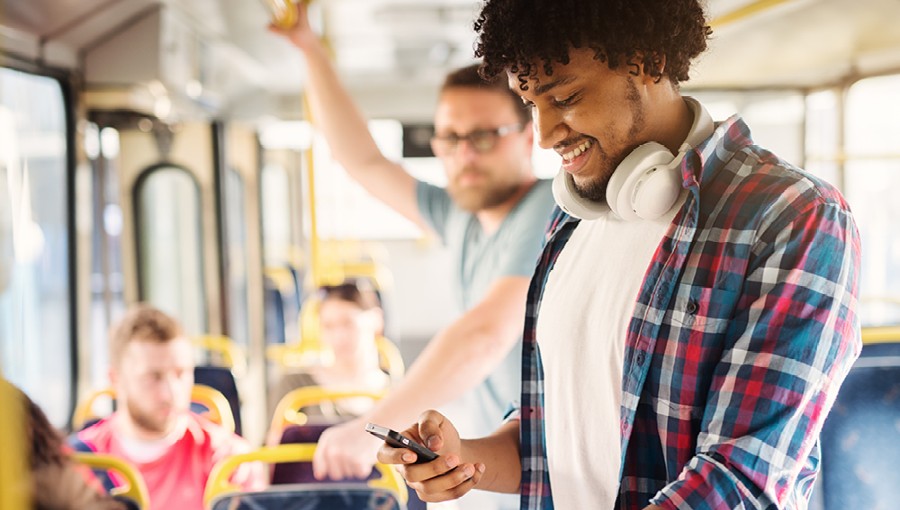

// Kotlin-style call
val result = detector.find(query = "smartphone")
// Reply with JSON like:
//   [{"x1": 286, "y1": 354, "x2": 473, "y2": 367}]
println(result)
[{"x1": 365, "y1": 422, "x2": 439, "y2": 463}]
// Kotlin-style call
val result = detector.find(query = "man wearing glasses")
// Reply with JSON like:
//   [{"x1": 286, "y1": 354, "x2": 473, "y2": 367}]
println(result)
[{"x1": 272, "y1": 5, "x2": 554, "y2": 509}]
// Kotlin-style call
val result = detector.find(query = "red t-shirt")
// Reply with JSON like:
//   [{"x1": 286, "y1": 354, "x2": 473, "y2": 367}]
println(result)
[{"x1": 76, "y1": 412, "x2": 266, "y2": 510}]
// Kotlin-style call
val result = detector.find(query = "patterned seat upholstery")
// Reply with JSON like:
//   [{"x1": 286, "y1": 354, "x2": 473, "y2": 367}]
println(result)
[{"x1": 209, "y1": 484, "x2": 402, "y2": 510}]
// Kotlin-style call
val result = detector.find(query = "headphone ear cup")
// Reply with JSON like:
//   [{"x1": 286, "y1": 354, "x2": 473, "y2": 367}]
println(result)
[
  {"x1": 606, "y1": 142, "x2": 678, "y2": 221},
  {"x1": 631, "y1": 162, "x2": 683, "y2": 219}
]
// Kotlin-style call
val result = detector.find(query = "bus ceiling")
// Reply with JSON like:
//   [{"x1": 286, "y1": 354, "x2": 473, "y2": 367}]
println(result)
[{"x1": 1, "y1": 0, "x2": 900, "y2": 117}]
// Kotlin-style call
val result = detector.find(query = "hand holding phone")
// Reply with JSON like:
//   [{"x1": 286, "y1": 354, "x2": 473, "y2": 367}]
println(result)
[{"x1": 365, "y1": 422, "x2": 439, "y2": 463}]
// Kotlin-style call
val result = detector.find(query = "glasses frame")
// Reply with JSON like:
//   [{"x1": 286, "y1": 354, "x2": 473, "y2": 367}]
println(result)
[{"x1": 430, "y1": 123, "x2": 524, "y2": 156}]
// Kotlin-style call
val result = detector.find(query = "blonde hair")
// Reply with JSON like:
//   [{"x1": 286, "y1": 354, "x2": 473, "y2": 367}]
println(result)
[{"x1": 109, "y1": 303, "x2": 183, "y2": 365}]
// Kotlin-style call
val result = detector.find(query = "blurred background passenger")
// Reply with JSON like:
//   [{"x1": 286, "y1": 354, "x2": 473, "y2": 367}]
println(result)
[
  {"x1": 270, "y1": 280, "x2": 389, "y2": 424},
  {"x1": 71, "y1": 304, "x2": 265, "y2": 510}
]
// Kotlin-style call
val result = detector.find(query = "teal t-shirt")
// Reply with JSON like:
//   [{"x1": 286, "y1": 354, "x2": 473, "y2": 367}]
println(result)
[{"x1": 416, "y1": 178, "x2": 555, "y2": 438}]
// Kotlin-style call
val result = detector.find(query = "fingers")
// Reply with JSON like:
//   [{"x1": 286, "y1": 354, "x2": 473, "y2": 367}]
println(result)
[
  {"x1": 376, "y1": 441, "x2": 419, "y2": 466},
  {"x1": 407, "y1": 462, "x2": 486, "y2": 503},
  {"x1": 312, "y1": 426, "x2": 377, "y2": 481},
  {"x1": 417, "y1": 409, "x2": 447, "y2": 452}
]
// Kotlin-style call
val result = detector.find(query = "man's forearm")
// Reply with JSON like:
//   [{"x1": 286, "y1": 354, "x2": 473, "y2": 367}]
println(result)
[
  {"x1": 366, "y1": 317, "x2": 517, "y2": 428},
  {"x1": 297, "y1": 38, "x2": 384, "y2": 175},
  {"x1": 460, "y1": 420, "x2": 521, "y2": 494}
]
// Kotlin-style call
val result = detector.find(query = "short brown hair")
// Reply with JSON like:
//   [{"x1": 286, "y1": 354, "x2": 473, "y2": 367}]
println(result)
[
  {"x1": 318, "y1": 279, "x2": 381, "y2": 311},
  {"x1": 441, "y1": 63, "x2": 530, "y2": 125},
  {"x1": 109, "y1": 304, "x2": 183, "y2": 364}
]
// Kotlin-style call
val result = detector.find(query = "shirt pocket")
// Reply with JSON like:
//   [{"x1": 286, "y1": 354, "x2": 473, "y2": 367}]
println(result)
[{"x1": 669, "y1": 284, "x2": 740, "y2": 334}]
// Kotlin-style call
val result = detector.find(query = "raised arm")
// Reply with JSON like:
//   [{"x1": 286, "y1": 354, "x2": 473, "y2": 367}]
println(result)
[
  {"x1": 312, "y1": 276, "x2": 530, "y2": 480},
  {"x1": 270, "y1": 3, "x2": 424, "y2": 228}
]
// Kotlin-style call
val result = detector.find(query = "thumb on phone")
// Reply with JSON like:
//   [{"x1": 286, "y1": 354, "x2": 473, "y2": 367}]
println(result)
[{"x1": 417, "y1": 410, "x2": 455, "y2": 453}]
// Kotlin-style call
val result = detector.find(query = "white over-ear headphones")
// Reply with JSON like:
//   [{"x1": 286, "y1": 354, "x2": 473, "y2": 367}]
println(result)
[{"x1": 552, "y1": 96, "x2": 714, "y2": 221}]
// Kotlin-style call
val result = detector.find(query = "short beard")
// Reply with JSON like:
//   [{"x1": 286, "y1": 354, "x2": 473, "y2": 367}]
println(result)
[
  {"x1": 126, "y1": 400, "x2": 169, "y2": 435},
  {"x1": 447, "y1": 178, "x2": 521, "y2": 213},
  {"x1": 575, "y1": 79, "x2": 646, "y2": 203}
]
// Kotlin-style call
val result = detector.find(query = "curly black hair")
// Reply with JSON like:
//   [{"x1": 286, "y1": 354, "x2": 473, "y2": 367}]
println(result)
[{"x1": 474, "y1": 0, "x2": 711, "y2": 89}]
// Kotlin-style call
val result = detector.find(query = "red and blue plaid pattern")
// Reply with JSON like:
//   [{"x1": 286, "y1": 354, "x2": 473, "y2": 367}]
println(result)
[{"x1": 518, "y1": 115, "x2": 861, "y2": 509}]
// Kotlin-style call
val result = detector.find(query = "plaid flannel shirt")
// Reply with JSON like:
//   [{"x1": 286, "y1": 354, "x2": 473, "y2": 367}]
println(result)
[{"x1": 518, "y1": 115, "x2": 861, "y2": 510}]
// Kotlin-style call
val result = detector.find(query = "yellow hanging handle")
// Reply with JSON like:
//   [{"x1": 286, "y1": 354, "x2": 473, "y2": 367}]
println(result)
[{"x1": 261, "y1": 0, "x2": 299, "y2": 30}]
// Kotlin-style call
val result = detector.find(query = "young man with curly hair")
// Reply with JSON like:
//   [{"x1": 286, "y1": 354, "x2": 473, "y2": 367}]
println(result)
[{"x1": 378, "y1": 1, "x2": 862, "y2": 509}]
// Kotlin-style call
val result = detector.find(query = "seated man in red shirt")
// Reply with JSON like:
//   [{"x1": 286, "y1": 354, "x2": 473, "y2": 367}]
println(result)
[{"x1": 72, "y1": 304, "x2": 266, "y2": 510}]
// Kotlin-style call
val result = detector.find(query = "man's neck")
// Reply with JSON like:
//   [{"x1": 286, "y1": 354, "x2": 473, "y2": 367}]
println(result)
[
  {"x1": 645, "y1": 91, "x2": 694, "y2": 156},
  {"x1": 113, "y1": 411, "x2": 186, "y2": 442},
  {"x1": 476, "y1": 177, "x2": 537, "y2": 235}
]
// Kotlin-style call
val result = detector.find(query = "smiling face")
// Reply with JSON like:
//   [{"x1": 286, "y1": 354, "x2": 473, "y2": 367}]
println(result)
[
  {"x1": 433, "y1": 87, "x2": 535, "y2": 212},
  {"x1": 511, "y1": 48, "x2": 659, "y2": 202}
]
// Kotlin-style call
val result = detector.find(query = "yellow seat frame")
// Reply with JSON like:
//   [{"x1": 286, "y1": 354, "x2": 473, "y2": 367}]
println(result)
[
  {"x1": 203, "y1": 443, "x2": 408, "y2": 508},
  {"x1": 72, "y1": 452, "x2": 151, "y2": 509},
  {"x1": 73, "y1": 384, "x2": 236, "y2": 433}
]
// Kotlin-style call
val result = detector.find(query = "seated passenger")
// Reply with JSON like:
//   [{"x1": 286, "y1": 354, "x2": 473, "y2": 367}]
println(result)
[
  {"x1": 71, "y1": 304, "x2": 266, "y2": 510},
  {"x1": 7, "y1": 381, "x2": 125, "y2": 510},
  {"x1": 270, "y1": 281, "x2": 389, "y2": 428}
]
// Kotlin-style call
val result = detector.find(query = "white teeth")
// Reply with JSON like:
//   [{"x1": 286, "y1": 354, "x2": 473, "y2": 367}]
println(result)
[{"x1": 561, "y1": 140, "x2": 592, "y2": 162}]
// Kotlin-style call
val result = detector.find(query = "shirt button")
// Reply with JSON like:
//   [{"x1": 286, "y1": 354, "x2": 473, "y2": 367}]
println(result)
[
  {"x1": 636, "y1": 352, "x2": 646, "y2": 365},
  {"x1": 686, "y1": 300, "x2": 698, "y2": 314}
]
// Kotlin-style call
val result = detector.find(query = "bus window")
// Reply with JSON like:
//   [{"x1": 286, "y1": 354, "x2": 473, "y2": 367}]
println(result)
[
  {"x1": 845, "y1": 74, "x2": 900, "y2": 326},
  {"x1": 805, "y1": 89, "x2": 842, "y2": 187},
  {"x1": 0, "y1": 68, "x2": 72, "y2": 427},
  {"x1": 261, "y1": 162, "x2": 295, "y2": 265},
  {"x1": 224, "y1": 167, "x2": 250, "y2": 349},
  {"x1": 135, "y1": 166, "x2": 207, "y2": 334},
  {"x1": 309, "y1": 119, "x2": 421, "y2": 240}
]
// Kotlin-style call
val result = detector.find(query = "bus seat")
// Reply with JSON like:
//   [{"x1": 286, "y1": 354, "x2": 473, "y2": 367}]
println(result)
[
  {"x1": 204, "y1": 444, "x2": 408, "y2": 510},
  {"x1": 270, "y1": 423, "x2": 378, "y2": 485},
  {"x1": 73, "y1": 384, "x2": 235, "y2": 434},
  {"x1": 263, "y1": 278, "x2": 287, "y2": 345},
  {"x1": 376, "y1": 335, "x2": 405, "y2": 381},
  {"x1": 72, "y1": 452, "x2": 150, "y2": 510},
  {"x1": 191, "y1": 335, "x2": 247, "y2": 376},
  {"x1": 268, "y1": 423, "x2": 427, "y2": 510},
  {"x1": 819, "y1": 329, "x2": 900, "y2": 509},
  {"x1": 190, "y1": 335, "x2": 245, "y2": 435},
  {"x1": 193, "y1": 366, "x2": 242, "y2": 436},
  {"x1": 268, "y1": 386, "x2": 385, "y2": 440}
]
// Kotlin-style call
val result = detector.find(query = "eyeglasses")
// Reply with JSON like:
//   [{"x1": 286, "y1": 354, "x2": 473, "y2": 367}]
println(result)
[{"x1": 430, "y1": 124, "x2": 524, "y2": 156}]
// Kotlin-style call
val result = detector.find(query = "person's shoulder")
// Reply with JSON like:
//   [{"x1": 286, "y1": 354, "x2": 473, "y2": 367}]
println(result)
[
  {"x1": 73, "y1": 415, "x2": 117, "y2": 450},
  {"x1": 707, "y1": 143, "x2": 850, "y2": 229},
  {"x1": 520, "y1": 178, "x2": 554, "y2": 207},
  {"x1": 503, "y1": 179, "x2": 557, "y2": 232},
  {"x1": 187, "y1": 413, "x2": 252, "y2": 454}
]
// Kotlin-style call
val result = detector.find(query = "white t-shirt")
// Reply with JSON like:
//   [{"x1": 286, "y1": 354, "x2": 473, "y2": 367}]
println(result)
[{"x1": 536, "y1": 194, "x2": 684, "y2": 509}]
